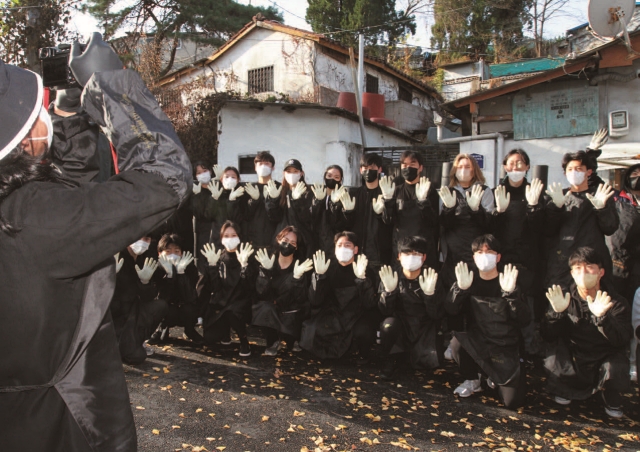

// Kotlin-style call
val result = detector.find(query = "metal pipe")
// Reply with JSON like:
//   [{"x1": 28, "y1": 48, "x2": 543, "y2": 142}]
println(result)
[{"x1": 358, "y1": 34, "x2": 365, "y2": 96}]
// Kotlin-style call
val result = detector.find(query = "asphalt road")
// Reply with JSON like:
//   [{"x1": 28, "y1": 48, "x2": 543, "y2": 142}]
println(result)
[{"x1": 127, "y1": 327, "x2": 640, "y2": 452}]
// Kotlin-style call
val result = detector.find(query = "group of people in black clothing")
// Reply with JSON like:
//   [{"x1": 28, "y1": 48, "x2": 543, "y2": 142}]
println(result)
[{"x1": 111, "y1": 134, "x2": 639, "y2": 418}]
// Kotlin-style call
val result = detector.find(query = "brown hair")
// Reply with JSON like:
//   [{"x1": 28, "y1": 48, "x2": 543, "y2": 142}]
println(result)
[
  {"x1": 219, "y1": 220, "x2": 241, "y2": 240},
  {"x1": 275, "y1": 225, "x2": 299, "y2": 243},
  {"x1": 449, "y1": 153, "x2": 485, "y2": 187}
]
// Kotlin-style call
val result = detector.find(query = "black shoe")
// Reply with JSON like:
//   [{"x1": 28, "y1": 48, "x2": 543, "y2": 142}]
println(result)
[
  {"x1": 380, "y1": 359, "x2": 397, "y2": 380},
  {"x1": 148, "y1": 327, "x2": 168, "y2": 345},
  {"x1": 184, "y1": 328, "x2": 204, "y2": 345},
  {"x1": 239, "y1": 340, "x2": 251, "y2": 357}
]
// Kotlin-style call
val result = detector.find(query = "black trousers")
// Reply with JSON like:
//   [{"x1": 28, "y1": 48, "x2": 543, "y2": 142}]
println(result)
[{"x1": 204, "y1": 310, "x2": 248, "y2": 346}]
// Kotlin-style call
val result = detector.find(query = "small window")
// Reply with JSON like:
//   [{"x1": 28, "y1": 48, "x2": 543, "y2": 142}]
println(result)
[
  {"x1": 239, "y1": 155, "x2": 256, "y2": 174},
  {"x1": 365, "y1": 74, "x2": 379, "y2": 94},
  {"x1": 248, "y1": 66, "x2": 274, "y2": 94},
  {"x1": 399, "y1": 84, "x2": 412, "y2": 103}
]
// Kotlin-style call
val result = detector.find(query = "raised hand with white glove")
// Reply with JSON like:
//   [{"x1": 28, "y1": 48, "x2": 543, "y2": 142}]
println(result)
[
  {"x1": 310, "y1": 183, "x2": 326, "y2": 201},
  {"x1": 419, "y1": 268, "x2": 438, "y2": 296},
  {"x1": 340, "y1": 191, "x2": 356, "y2": 211},
  {"x1": 372, "y1": 194, "x2": 385, "y2": 215},
  {"x1": 499, "y1": 263, "x2": 518, "y2": 294},
  {"x1": 291, "y1": 181, "x2": 307, "y2": 200},
  {"x1": 158, "y1": 255, "x2": 173, "y2": 278},
  {"x1": 135, "y1": 257, "x2": 158, "y2": 284},
  {"x1": 494, "y1": 185, "x2": 510, "y2": 213},
  {"x1": 586, "y1": 291, "x2": 613, "y2": 317},
  {"x1": 255, "y1": 248, "x2": 275, "y2": 270},
  {"x1": 545, "y1": 285, "x2": 570, "y2": 313},
  {"x1": 237, "y1": 243, "x2": 254, "y2": 268},
  {"x1": 209, "y1": 180, "x2": 224, "y2": 200},
  {"x1": 438, "y1": 186, "x2": 457, "y2": 209},
  {"x1": 293, "y1": 258, "x2": 314, "y2": 279},
  {"x1": 313, "y1": 250, "x2": 330, "y2": 275},
  {"x1": 245, "y1": 183, "x2": 260, "y2": 200},
  {"x1": 212, "y1": 164, "x2": 223, "y2": 180},
  {"x1": 352, "y1": 254, "x2": 368, "y2": 279},
  {"x1": 229, "y1": 186, "x2": 245, "y2": 201},
  {"x1": 266, "y1": 180, "x2": 282, "y2": 199},
  {"x1": 115, "y1": 253, "x2": 124, "y2": 274},
  {"x1": 588, "y1": 127, "x2": 609, "y2": 151},
  {"x1": 465, "y1": 184, "x2": 485, "y2": 211},
  {"x1": 330, "y1": 185, "x2": 347, "y2": 204},
  {"x1": 545, "y1": 182, "x2": 571, "y2": 208},
  {"x1": 201, "y1": 243, "x2": 222, "y2": 267},
  {"x1": 192, "y1": 182, "x2": 202, "y2": 195},
  {"x1": 415, "y1": 177, "x2": 431, "y2": 201},
  {"x1": 525, "y1": 178, "x2": 544, "y2": 206},
  {"x1": 586, "y1": 183, "x2": 614, "y2": 210},
  {"x1": 176, "y1": 251, "x2": 194, "y2": 274},
  {"x1": 378, "y1": 265, "x2": 398, "y2": 293},
  {"x1": 379, "y1": 176, "x2": 396, "y2": 200},
  {"x1": 454, "y1": 261, "x2": 474, "y2": 290}
]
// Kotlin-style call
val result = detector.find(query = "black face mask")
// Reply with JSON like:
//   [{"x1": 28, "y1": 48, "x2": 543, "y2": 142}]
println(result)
[
  {"x1": 362, "y1": 169, "x2": 379, "y2": 183},
  {"x1": 325, "y1": 178, "x2": 339, "y2": 189},
  {"x1": 279, "y1": 242, "x2": 296, "y2": 257},
  {"x1": 629, "y1": 176, "x2": 640, "y2": 191},
  {"x1": 401, "y1": 166, "x2": 418, "y2": 181}
]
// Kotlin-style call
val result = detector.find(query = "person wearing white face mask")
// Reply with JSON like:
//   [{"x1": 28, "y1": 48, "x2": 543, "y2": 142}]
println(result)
[
  {"x1": 299, "y1": 231, "x2": 378, "y2": 361},
  {"x1": 203, "y1": 165, "x2": 247, "y2": 249},
  {"x1": 446, "y1": 234, "x2": 531, "y2": 410},
  {"x1": 377, "y1": 236, "x2": 443, "y2": 380},
  {"x1": 201, "y1": 221, "x2": 257, "y2": 357},
  {"x1": 542, "y1": 247, "x2": 632, "y2": 419},
  {"x1": 544, "y1": 151, "x2": 619, "y2": 289}
]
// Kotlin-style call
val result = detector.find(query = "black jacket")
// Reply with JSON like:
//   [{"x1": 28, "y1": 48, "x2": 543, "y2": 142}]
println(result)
[
  {"x1": 311, "y1": 194, "x2": 347, "y2": 256},
  {"x1": 0, "y1": 69, "x2": 191, "y2": 452},
  {"x1": 266, "y1": 187, "x2": 315, "y2": 258},
  {"x1": 243, "y1": 181, "x2": 282, "y2": 250}
]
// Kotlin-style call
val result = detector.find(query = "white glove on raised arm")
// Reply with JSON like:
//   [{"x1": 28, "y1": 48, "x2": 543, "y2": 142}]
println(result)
[
  {"x1": 587, "y1": 291, "x2": 613, "y2": 317},
  {"x1": 438, "y1": 186, "x2": 457, "y2": 209},
  {"x1": 209, "y1": 181, "x2": 224, "y2": 200},
  {"x1": 415, "y1": 177, "x2": 431, "y2": 202},
  {"x1": 419, "y1": 268, "x2": 438, "y2": 296},
  {"x1": 310, "y1": 183, "x2": 326, "y2": 201},
  {"x1": 372, "y1": 194, "x2": 385, "y2": 215},
  {"x1": 237, "y1": 243, "x2": 254, "y2": 268},
  {"x1": 588, "y1": 127, "x2": 609, "y2": 150},
  {"x1": 340, "y1": 191, "x2": 356, "y2": 211},
  {"x1": 201, "y1": 243, "x2": 222, "y2": 267},
  {"x1": 331, "y1": 185, "x2": 347, "y2": 204},
  {"x1": 158, "y1": 255, "x2": 173, "y2": 278},
  {"x1": 545, "y1": 182, "x2": 571, "y2": 208},
  {"x1": 293, "y1": 258, "x2": 314, "y2": 279},
  {"x1": 176, "y1": 251, "x2": 194, "y2": 274},
  {"x1": 244, "y1": 183, "x2": 260, "y2": 200},
  {"x1": 499, "y1": 263, "x2": 518, "y2": 294},
  {"x1": 229, "y1": 186, "x2": 245, "y2": 201},
  {"x1": 114, "y1": 253, "x2": 124, "y2": 274},
  {"x1": 494, "y1": 185, "x2": 510, "y2": 213},
  {"x1": 352, "y1": 254, "x2": 368, "y2": 280},
  {"x1": 546, "y1": 285, "x2": 570, "y2": 313},
  {"x1": 379, "y1": 176, "x2": 395, "y2": 200},
  {"x1": 135, "y1": 257, "x2": 158, "y2": 284},
  {"x1": 454, "y1": 261, "x2": 474, "y2": 290},
  {"x1": 192, "y1": 182, "x2": 202, "y2": 195},
  {"x1": 525, "y1": 178, "x2": 544, "y2": 206},
  {"x1": 291, "y1": 181, "x2": 307, "y2": 200},
  {"x1": 586, "y1": 183, "x2": 614, "y2": 210},
  {"x1": 378, "y1": 265, "x2": 398, "y2": 293},
  {"x1": 313, "y1": 250, "x2": 330, "y2": 275},
  {"x1": 212, "y1": 164, "x2": 223, "y2": 180},
  {"x1": 465, "y1": 185, "x2": 485, "y2": 211},
  {"x1": 266, "y1": 180, "x2": 282, "y2": 199},
  {"x1": 255, "y1": 248, "x2": 275, "y2": 270}
]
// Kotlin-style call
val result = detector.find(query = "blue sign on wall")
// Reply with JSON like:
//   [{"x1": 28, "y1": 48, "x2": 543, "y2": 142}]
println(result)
[{"x1": 470, "y1": 153, "x2": 484, "y2": 169}]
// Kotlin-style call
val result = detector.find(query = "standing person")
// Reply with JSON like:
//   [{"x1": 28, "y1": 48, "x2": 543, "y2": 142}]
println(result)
[
  {"x1": 252, "y1": 226, "x2": 313, "y2": 355},
  {"x1": 544, "y1": 151, "x2": 619, "y2": 289},
  {"x1": 191, "y1": 161, "x2": 216, "y2": 265},
  {"x1": 542, "y1": 247, "x2": 632, "y2": 418},
  {"x1": 300, "y1": 232, "x2": 378, "y2": 361},
  {"x1": 202, "y1": 221, "x2": 256, "y2": 357},
  {"x1": 309, "y1": 164, "x2": 349, "y2": 256},
  {"x1": 265, "y1": 158, "x2": 315, "y2": 258},
  {"x1": 378, "y1": 236, "x2": 443, "y2": 380},
  {"x1": 446, "y1": 235, "x2": 530, "y2": 410},
  {"x1": 377, "y1": 151, "x2": 438, "y2": 269},
  {"x1": 208, "y1": 166, "x2": 247, "y2": 244},
  {"x1": 0, "y1": 33, "x2": 191, "y2": 451}
]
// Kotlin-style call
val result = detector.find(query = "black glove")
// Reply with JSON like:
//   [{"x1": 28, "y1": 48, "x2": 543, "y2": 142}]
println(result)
[
  {"x1": 69, "y1": 32, "x2": 122, "y2": 87},
  {"x1": 54, "y1": 88, "x2": 82, "y2": 114}
]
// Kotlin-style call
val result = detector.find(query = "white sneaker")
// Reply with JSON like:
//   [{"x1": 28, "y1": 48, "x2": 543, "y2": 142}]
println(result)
[
  {"x1": 554, "y1": 395, "x2": 571, "y2": 405},
  {"x1": 197, "y1": 317, "x2": 203, "y2": 326},
  {"x1": 264, "y1": 340, "x2": 283, "y2": 356},
  {"x1": 453, "y1": 379, "x2": 482, "y2": 397},
  {"x1": 630, "y1": 364, "x2": 637, "y2": 382},
  {"x1": 604, "y1": 405, "x2": 624, "y2": 418},
  {"x1": 444, "y1": 345, "x2": 454, "y2": 361},
  {"x1": 292, "y1": 341, "x2": 302, "y2": 352},
  {"x1": 143, "y1": 344, "x2": 154, "y2": 356},
  {"x1": 486, "y1": 377, "x2": 496, "y2": 389}
]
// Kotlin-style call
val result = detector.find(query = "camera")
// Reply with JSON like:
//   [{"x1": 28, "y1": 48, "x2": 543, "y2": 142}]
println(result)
[{"x1": 38, "y1": 43, "x2": 86, "y2": 89}]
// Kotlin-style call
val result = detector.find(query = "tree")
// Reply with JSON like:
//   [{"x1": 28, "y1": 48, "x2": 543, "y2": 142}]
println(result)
[
  {"x1": 305, "y1": 0, "x2": 416, "y2": 47},
  {"x1": 525, "y1": 0, "x2": 572, "y2": 57},
  {"x1": 85, "y1": 0, "x2": 283, "y2": 78},
  {"x1": 0, "y1": 0, "x2": 73, "y2": 70}
]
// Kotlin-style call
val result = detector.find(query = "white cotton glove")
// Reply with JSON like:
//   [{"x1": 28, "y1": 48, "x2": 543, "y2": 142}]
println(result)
[
  {"x1": 379, "y1": 176, "x2": 396, "y2": 200},
  {"x1": 499, "y1": 263, "x2": 518, "y2": 294},
  {"x1": 465, "y1": 185, "x2": 485, "y2": 211},
  {"x1": 313, "y1": 250, "x2": 330, "y2": 275},
  {"x1": 454, "y1": 261, "x2": 474, "y2": 290},
  {"x1": 255, "y1": 248, "x2": 275, "y2": 270},
  {"x1": 192, "y1": 182, "x2": 202, "y2": 195},
  {"x1": 331, "y1": 185, "x2": 347, "y2": 204},
  {"x1": 378, "y1": 265, "x2": 398, "y2": 293},
  {"x1": 545, "y1": 182, "x2": 571, "y2": 208},
  {"x1": 586, "y1": 183, "x2": 614, "y2": 210},
  {"x1": 310, "y1": 183, "x2": 326, "y2": 201},
  {"x1": 245, "y1": 183, "x2": 260, "y2": 200},
  {"x1": 586, "y1": 290, "x2": 613, "y2": 317},
  {"x1": 229, "y1": 186, "x2": 245, "y2": 201},
  {"x1": 545, "y1": 285, "x2": 570, "y2": 313},
  {"x1": 158, "y1": 255, "x2": 173, "y2": 278},
  {"x1": 293, "y1": 258, "x2": 314, "y2": 279},
  {"x1": 291, "y1": 181, "x2": 307, "y2": 200},
  {"x1": 372, "y1": 194, "x2": 385, "y2": 215},
  {"x1": 438, "y1": 186, "x2": 457, "y2": 209},
  {"x1": 176, "y1": 251, "x2": 194, "y2": 274},
  {"x1": 266, "y1": 180, "x2": 282, "y2": 199},
  {"x1": 352, "y1": 254, "x2": 368, "y2": 280},
  {"x1": 237, "y1": 243, "x2": 254, "y2": 268},
  {"x1": 415, "y1": 177, "x2": 431, "y2": 202},
  {"x1": 209, "y1": 180, "x2": 224, "y2": 200},
  {"x1": 340, "y1": 191, "x2": 356, "y2": 211},
  {"x1": 135, "y1": 257, "x2": 158, "y2": 284},
  {"x1": 212, "y1": 164, "x2": 223, "y2": 180},
  {"x1": 494, "y1": 185, "x2": 511, "y2": 213},
  {"x1": 588, "y1": 127, "x2": 609, "y2": 150},
  {"x1": 525, "y1": 178, "x2": 544, "y2": 206},
  {"x1": 419, "y1": 268, "x2": 438, "y2": 296},
  {"x1": 115, "y1": 253, "x2": 124, "y2": 274},
  {"x1": 201, "y1": 243, "x2": 222, "y2": 267}
]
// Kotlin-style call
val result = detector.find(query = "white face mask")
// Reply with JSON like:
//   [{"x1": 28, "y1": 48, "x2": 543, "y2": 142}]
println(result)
[
  {"x1": 335, "y1": 247, "x2": 354, "y2": 263},
  {"x1": 130, "y1": 240, "x2": 150, "y2": 255},
  {"x1": 166, "y1": 253, "x2": 181, "y2": 265},
  {"x1": 196, "y1": 171, "x2": 211, "y2": 185},
  {"x1": 28, "y1": 106, "x2": 54, "y2": 149},
  {"x1": 573, "y1": 273, "x2": 598, "y2": 290},
  {"x1": 456, "y1": 168, "x2": 472, "y2": 183},
  {"x1": 285, "y1": 172, "x2": 301, "y2": 185},
  {"x1": 507, "y1": 171, "x2": 526, "y2": 183},
  {"x1": 222, "y1": 177, "x2": 238, "y2": 190},
  {"x1": 221, "y1": 237, "x2": 240, "y2": 251},
  {"x1": 474, "y1": 253, "x2": 498, "y2": 272},
  {"x1": 256, "y1": 164, "x2": 272, "y2": 177},
  {"x1": 566, "y1": 171, "x2": 586, "y2": 187},
  {"x1": 400, "y1": 254, "x2": 423, "y2": 272}
]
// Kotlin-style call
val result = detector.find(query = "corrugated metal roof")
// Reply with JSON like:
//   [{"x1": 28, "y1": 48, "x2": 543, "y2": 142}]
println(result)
[{"x1": 489, "y1": 58, "x2": 566, "y2": 78}]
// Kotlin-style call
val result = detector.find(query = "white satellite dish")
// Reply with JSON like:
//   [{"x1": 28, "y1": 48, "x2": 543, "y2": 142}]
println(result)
[{"x1": 588, "y1": 0, "x2": 639, "y2": 57}]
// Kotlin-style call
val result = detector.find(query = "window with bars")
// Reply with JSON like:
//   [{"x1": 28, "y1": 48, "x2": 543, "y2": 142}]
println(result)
[
  {"x1": 248, "y1": 66, "x2": 274, "y2": 94},
  {"x1": 398, "y1": 83, "x2": 412, "y2": 103},
  {"x1": 365, "y1": 74, "x2": 379, "y2": 94}
]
